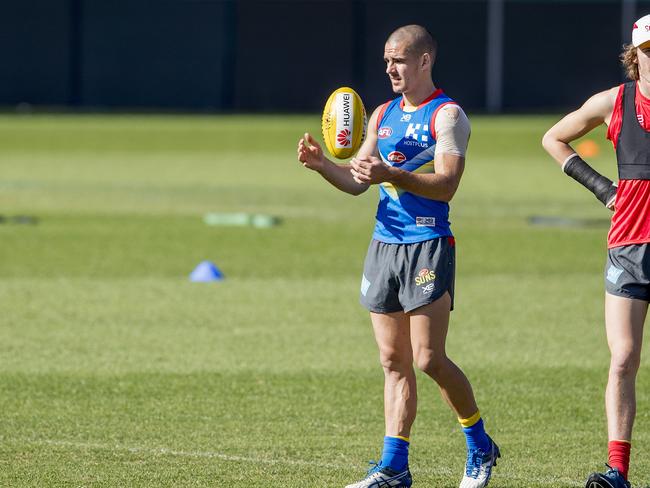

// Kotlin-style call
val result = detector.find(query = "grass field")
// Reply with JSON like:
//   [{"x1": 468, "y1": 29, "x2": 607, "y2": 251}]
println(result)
[{"x1": 0, "y1": 113, "x2": 648, "y2": 487}]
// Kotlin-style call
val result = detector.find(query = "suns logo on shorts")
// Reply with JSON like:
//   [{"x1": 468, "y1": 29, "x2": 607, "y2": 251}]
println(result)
[
  {"x1": 415, "y1": 268, "x2": 436, "y2": 286},
  {"x1": 337, "y1": 128, "x2": 352, "y2": 147}
]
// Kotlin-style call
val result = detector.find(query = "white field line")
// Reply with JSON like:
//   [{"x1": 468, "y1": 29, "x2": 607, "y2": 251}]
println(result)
[
  {"x1": 35, "y1": 438, "x2": 348, "y2": 469},
  {"x1": 14, "y1": 438, "x2": 583, "y2": 487}
]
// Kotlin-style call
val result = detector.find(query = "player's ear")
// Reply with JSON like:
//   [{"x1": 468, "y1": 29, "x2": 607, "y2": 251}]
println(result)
[{"x1": 421, "y1": 52, "x2": 431, "y2": 71}]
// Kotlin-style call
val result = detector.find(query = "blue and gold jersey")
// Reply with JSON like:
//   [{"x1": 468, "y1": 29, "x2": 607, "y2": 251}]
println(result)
[{"x1": 373, "y1": 89, "x2": 456, "y2": 244}]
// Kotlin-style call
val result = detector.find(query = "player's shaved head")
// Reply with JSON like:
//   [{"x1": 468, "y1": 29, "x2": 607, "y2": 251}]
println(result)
[{"x1": 386, "y1": 25, "x2": 437, "y2": 57}]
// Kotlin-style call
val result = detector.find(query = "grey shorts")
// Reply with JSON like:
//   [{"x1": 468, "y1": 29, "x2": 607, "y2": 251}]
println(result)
[
  {"x1": 605, "y1": 243, "x2": 650, "y2": 302},
  {"x1": 360, "y1": 237, "x2": 455, "y2": 313}
]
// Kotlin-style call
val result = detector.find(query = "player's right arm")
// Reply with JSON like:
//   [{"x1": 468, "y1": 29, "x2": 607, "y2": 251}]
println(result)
[
  {"x1": 542, "y1": 87, "x2": 618, "y2": 208},
  {"x1": 297, "y1": 106, "x2": 382, "y2": 196}
]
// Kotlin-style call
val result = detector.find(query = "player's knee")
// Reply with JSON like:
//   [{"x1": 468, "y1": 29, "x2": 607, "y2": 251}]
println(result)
[
  {"x1": 414, "y1": 350, "x2": 445, "y2": 377},
  {"x1": 379, "y1": 349, "x2": 411, "y2": 374},
  {"x1": 609, "y1": 349, "x2": 641, "y2": 378}
]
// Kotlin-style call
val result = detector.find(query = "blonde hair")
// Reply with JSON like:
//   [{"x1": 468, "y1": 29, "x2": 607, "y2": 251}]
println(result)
[{"x1": 621, "y1": 43, "x2": 639, "y2": 80}]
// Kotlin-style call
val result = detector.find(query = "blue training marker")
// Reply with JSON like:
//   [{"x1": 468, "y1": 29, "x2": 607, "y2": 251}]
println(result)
[{"x1": 189, "y1": 261, "x2": 224, "y2": 282}]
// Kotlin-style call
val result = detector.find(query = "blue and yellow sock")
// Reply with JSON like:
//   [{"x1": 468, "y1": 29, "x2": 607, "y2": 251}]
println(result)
[
  {"x1": 459, "y1": 411, "x2": 490, "y2": 452},
  {"x1": 380, "y1": 436, "x2": 410, "y2": 472}
]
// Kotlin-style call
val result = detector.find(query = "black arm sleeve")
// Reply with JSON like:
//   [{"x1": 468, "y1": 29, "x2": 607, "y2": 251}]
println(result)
[{"x1": 563, "y1": 155, "x2": 617, "y2": 206}]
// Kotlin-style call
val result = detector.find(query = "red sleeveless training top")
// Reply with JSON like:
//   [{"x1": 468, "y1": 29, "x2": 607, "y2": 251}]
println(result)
[{"x1": 606, "y1": 82, "x2": 650, "y2": 248}]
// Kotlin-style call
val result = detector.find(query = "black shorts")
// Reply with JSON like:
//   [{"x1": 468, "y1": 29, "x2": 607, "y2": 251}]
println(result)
[
  {"x1": 605, "y1": 243, "x2": 650, "y2": 302},
  {"x1": 359, "y1": 237, "x2": 455, "y2": 313}
]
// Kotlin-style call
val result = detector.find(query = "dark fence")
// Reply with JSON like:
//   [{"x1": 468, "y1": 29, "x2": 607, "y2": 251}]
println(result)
[{"x1": 1, "y1": 0, "x2": 649, "y2": 112}]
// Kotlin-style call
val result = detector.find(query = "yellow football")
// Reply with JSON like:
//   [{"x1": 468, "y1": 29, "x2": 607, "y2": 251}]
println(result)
[{"x1": 321, "y1": 87, "x2": 367, "y2": 160}]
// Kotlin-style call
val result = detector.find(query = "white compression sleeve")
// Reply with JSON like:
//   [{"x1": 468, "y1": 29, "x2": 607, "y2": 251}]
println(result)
[{"x1": 433, "y1": 105, "x2": 471, "y2": 158}]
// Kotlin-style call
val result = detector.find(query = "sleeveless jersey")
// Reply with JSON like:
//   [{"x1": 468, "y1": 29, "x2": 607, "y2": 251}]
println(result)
[
  {"x1": 373, "y1": 89, "x2": 457, "y2": 244},
  {"x1": 607, "y1": 82, "x2": 650, "y2": 145},
  {"x1": 607, "y1": 81, "x2": 650, "y2": 248}
]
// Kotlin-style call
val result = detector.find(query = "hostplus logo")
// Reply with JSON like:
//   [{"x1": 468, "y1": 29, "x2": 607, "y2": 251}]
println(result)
[{"x1": 405, "y1": 123, "x2": 429, "y2": 142}]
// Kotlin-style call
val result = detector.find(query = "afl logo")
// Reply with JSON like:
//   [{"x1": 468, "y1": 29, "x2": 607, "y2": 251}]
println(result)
[
  {"x1": 378, "y1": 127, "x2": 392, "y2": 139},
  {"x1": 387, "y1": 151, "x2": 406, "y2": 163},
  {"x1": 337, "y1": 128, "x2": 352, "y2": 147}
]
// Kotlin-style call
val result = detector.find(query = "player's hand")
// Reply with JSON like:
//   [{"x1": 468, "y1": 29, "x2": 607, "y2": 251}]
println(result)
[
  {"x1": 350, "y1": 156, "x2": 395, "y2": 184},
  {"x1": 297, "y1": 133, "x2": 326, "y2": 172}
]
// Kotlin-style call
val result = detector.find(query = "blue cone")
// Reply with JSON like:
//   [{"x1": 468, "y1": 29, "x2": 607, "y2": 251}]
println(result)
[{"x1": 189, "y1": 260, "x2": 224, "y2": 282}]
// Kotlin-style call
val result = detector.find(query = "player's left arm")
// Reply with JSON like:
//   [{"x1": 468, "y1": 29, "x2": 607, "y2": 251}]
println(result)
[
  {"x1": 297, "y1": 106, "x2": 382, "y2": 196},
  {"x1": 347, "y1": 105, "x2": 381, "y2": 187},
  {"x1": 355, "y1": 105, "x2": 381, "y2": 160},
  {"x1": 350, "y1": 105, "x2": 469, "y2": 202},
  {"x1": 541, "y1": 88, "x2": 618, "y2": 208}
]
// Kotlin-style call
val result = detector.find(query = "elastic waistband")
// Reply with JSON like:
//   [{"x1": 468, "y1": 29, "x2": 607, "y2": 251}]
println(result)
[{"x1": 373, "y1": 235, "x2": 455, "y2": 246}]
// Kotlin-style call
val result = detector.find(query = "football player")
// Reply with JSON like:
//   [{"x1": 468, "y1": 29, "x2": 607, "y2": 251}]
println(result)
[{"x1": 298, "y1": 24, "x2": 499, "y2": 488}]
